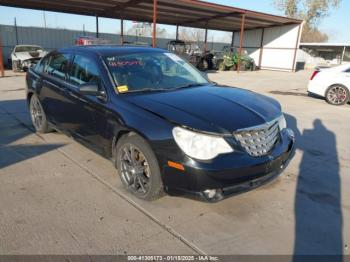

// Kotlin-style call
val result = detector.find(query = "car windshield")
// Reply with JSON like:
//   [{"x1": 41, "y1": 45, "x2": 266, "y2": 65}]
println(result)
[
  {"x1": 15, "y1": 46, "x2": 42, "y2": 52},
  {"x1": 104, "y1": 51, "x2": 209, "y2": 93}
]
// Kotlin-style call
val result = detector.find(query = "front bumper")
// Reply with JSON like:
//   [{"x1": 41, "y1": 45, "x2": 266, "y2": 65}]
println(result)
[
  {"x1": 15, "y1": 58, "x2": 41, "y2": 71},
  {"x1": 162, "y1": 128, "x2": 295, "y2": 202}
]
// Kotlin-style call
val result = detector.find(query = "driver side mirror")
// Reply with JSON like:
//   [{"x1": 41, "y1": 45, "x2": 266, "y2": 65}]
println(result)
[{"x1": 79, "y1": 83, "x2": 106, "y2": 99}]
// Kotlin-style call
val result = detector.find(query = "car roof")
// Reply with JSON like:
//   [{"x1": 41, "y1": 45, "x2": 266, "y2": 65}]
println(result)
[{"x1": 58, "y1": 45, "x2": 166, "y2": 57}]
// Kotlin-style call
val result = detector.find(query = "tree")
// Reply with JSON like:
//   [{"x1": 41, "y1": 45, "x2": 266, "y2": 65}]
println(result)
[
  {"x1": 178, "y1": 28, "x2": 205, "y2": 43},
  {"x1": 126, "y1": 23, "x2": 168, "y2": 38},
  {"x1": 273, "y1": 0, "x2": 341, "y2": 42}
]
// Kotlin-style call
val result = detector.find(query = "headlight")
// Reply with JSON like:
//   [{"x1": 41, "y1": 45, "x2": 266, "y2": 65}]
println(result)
[
  {"x1": 278, "y1": 114, "x2": 287, "y2": 130},
  {"x1": 172, "y1": 126, "x2": 233, "y2": 160}
]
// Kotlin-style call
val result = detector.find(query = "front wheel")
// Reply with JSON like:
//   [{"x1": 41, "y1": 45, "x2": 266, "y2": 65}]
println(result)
[
  {"x1": 12, "y1": 60, "x2": 18, "y2": 72},
  {"x1": 325, "y1": 85, "x2": 349, "y2": 106},
  {"x1": 115, "y1": 133, "x2": 164, "y2": 201}
]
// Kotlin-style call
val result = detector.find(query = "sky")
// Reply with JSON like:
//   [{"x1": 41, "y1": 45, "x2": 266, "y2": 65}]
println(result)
[{"x1": 0, "y1": 0, "x2": 349, "y2": 43}]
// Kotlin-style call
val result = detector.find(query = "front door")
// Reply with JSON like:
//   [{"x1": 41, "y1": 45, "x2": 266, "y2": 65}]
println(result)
[{"x1": 62, "y1": 53, "x2": 109, "y2": 151}]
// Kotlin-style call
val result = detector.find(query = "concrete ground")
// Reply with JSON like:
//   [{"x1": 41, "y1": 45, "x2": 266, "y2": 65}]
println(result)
[{"x1": 0, "y1": 69, "x2": 349, "y2": 255}]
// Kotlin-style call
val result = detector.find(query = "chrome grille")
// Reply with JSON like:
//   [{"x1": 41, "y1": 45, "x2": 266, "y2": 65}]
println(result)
[{"x1": 233, "y1": 120, "x2": 280, "y2": 157}]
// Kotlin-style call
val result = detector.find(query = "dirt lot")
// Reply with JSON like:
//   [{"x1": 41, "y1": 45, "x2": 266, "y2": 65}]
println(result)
[{"x1": 0, "y1": 69, "x2": 349, "y2": 255}]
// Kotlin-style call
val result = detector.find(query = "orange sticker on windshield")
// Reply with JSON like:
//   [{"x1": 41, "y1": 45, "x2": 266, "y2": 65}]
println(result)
[{"x1": 117, "y1": 85, "x2": 128, "y2": 93}]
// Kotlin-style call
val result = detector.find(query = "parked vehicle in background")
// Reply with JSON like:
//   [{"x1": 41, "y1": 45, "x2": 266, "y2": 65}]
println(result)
[
  {"x1": 308, "y1": 63, "x2": 350, "y2": 105},
  {"x1": 11, "y1": 45, "x2": 47, "y2": 72},
  {"x1": 167, "y1": 40, "x2": 213, "y2": 71},
  {"x1": 122, "y1": 41, "x2": 150, "y2": 47},
  {"x1": 26, "y1": 45, "x2": 295, "y2": 202},
  {"x1": 75, "y1": 36, "x2": 112, "y2": 46},
  {"x1": 215, "y1": 46, "x2": 256, "y2": 71}
]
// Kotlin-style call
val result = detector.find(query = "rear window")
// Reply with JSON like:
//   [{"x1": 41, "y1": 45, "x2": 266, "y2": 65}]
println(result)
[{"x1": 45, "y1": 53, "x2": 71, "y2": 80}]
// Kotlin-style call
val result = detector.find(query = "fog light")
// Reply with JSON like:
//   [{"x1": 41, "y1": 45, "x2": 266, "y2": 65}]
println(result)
[{"x1": 204, "y1": 189, "x2": 217, "y2": 199}]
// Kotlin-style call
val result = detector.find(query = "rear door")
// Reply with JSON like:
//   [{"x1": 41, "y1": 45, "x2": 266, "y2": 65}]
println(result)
[{"x1": 39, "y1": 51, "x2": 72, "y2": 127}]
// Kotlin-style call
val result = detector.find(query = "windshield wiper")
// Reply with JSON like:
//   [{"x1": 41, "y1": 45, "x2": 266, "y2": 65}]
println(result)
[
  {"x1": 175, "y1": 83, "x2": 207, "y2": 90},
  {"x1": 123, "y1": 88, "x2": 170, "y2": 93}
]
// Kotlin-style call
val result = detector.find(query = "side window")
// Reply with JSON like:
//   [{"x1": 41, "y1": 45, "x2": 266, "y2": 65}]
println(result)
[
  {"x1": 45, "y1": 53, "x2": 71, "y2": 80},
  {"x1": 35, "y1": 56, "x2": 48, "y2": 74},
  {"x1": 69, "y1": 55, "x2": 100, "y2": 87}
]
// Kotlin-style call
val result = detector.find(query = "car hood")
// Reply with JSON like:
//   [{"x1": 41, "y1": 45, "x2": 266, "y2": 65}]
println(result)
[
  {"x1": 13, "y1": 51, "x2": 47, "y2": 60},
  {"x1": 123, "y1": 85, "x2": 282, "y2": 134}
]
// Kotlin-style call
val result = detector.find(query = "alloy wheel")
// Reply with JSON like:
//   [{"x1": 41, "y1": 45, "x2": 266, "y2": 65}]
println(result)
[
  {"x1": 119, "y1": 144, "x2": 151, "y2": 196},
  {"x1": 326, "y1": 86, "x2": 348, "y2": 105},
  {"x1": 30, "y1": 97, "x2": 44, "y2": 130}
]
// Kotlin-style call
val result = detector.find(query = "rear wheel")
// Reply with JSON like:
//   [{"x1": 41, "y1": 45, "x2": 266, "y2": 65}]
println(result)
[
  {"x1": 29, "y1": 94, "x2": 51, "y2": 133},
  {"x1": 325, "y1": 85, "x2": 349, "y2": 105},
  {"x1": 115, "y1": 133, "x2": 164, "y2": 201},
  {"x1": 197, "y1": 59, "x2": 208, "y2": 71}
]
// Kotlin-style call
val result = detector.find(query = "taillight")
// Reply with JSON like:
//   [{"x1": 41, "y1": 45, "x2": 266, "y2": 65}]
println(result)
[
  {"x1": 310, "y1": 70, "x2": 319, "y2": 80},
  {"x1": 76, "y1": 38, "x2": 84, "y2": 46}
]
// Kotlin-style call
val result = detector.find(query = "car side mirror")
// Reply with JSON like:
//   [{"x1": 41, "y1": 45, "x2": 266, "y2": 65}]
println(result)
[{"x1": 79, "y1": 83, "x2": 106, "y2": 99}]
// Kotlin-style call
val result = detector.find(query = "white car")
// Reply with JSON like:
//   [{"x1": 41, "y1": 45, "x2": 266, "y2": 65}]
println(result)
[
  {"x1": 11, "y1": 45, "x2": 47, "y2": 72},
  {"x1": 308, "y1": 63, "x2": 350, "y2": 105}
]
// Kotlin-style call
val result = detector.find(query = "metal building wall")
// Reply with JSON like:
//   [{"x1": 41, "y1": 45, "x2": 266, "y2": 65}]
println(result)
[
  {"x1": 233, "y1": 24, "x2": 302, "y2": 72},
  {"x1": 0, "y1": 24, "x2": 228, "y2": 66}
]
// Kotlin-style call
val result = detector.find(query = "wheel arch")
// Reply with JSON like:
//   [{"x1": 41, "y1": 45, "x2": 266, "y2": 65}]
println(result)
[
  {"x1": 110, "y1": 127, "x2": 152, "y2": 160},
  {"x1": 325, "y1": 83, "x2": 350, "y2": 105},
  {"x1": 27, "y1": 91, "x2": 34, "y2": 105},
  {"x1": 327, "y1": 83, "x2": 350, "y2": 94}
]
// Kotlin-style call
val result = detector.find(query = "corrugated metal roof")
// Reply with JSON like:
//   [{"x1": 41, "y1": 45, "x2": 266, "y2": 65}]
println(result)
[{"x1": 0, "y1": 0, "x2": 302, "y2": 32}]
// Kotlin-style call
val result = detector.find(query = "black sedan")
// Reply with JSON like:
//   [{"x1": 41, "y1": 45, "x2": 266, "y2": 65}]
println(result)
[{"x1": 26, "y1": 45, "x2": 295, "y2": 202}]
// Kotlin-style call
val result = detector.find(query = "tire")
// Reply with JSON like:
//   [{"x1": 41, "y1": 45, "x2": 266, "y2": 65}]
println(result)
[
  {"x1": 231, "y1": 64, "x2": 237, "y2": 71},
  {"x1": 29, "y1": 94, "x2": 51, "y2": 133},
  {"x1": 206, "y1": 57, "x2": 213, "y2": 70},
  {"x1": 325, "y1": 85, "x2": 349, "y2": 106},
  {"x1": 7, "y1": 59, "x2": 12, "y2": 70},
  {"x1": 202, "y1": 59, "x2": 208, "y2": 71},
  {"x1": 251, "y1": 62, "x2": 256, "y2": 71},
  {"x1": 12, "y1": 60, "x2": 18, "y2": 72},
  {"x1": 218, "y1": 62, "x2": 226, "y2": 71},
  {"x1": 197, "y1": 59, "x2": 208, "y2": 71},
  {"x1": 115, "y1": 133, "x2": 164, "y2": 201}
]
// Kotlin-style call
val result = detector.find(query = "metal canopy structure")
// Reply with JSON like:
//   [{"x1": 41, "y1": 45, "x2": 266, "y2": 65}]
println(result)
[
  {"x1": 0, "y1": 0, "x2": 303, "y2": 77},
  {"x1": 0, "y1": 0, "x2": 301, "y2": 32}
]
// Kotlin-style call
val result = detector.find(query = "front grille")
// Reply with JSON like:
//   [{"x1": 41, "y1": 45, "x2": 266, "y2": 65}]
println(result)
[{"x1": 233, "y1": 119, "x2": 280, "y2": 157}]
